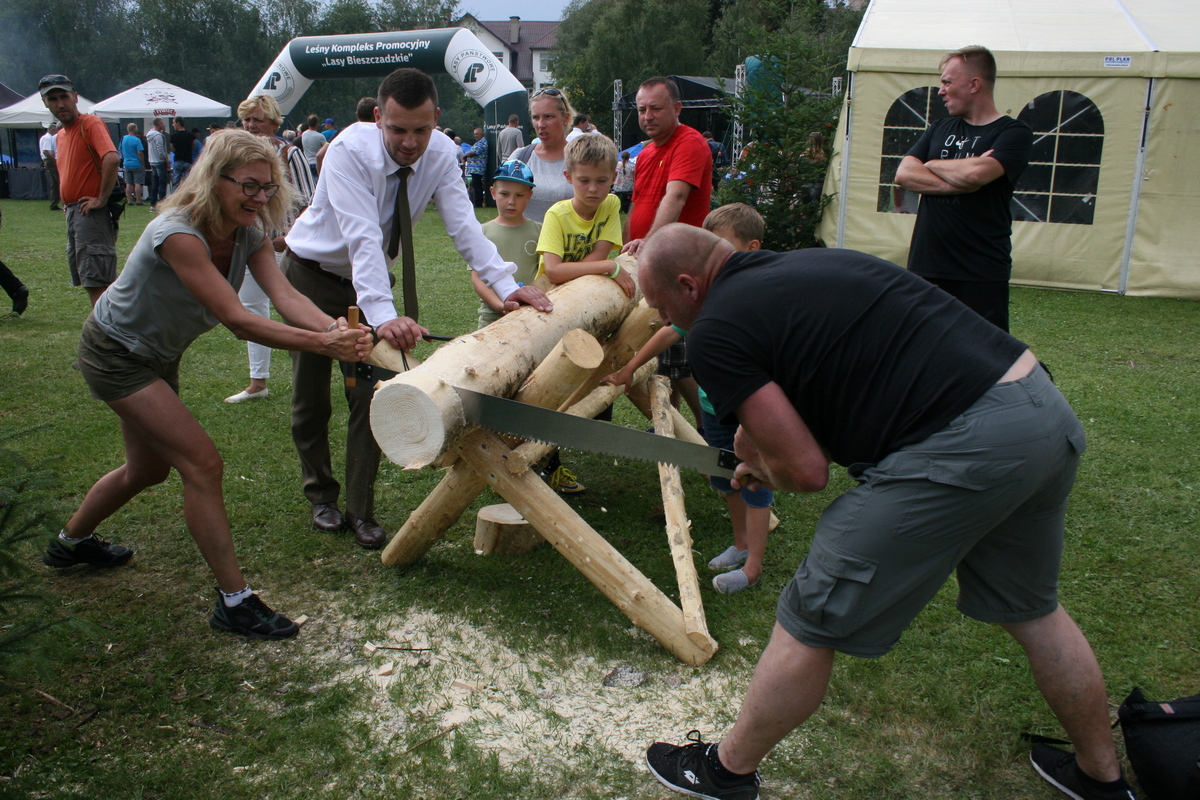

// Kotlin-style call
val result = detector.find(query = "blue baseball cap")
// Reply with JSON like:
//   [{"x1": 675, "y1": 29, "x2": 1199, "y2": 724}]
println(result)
[{"x1": 492, "y1": 159, "x2": 535, "y2": 187}]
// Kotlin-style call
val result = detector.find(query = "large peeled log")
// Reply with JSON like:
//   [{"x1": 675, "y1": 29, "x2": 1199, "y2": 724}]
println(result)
[{"x1": 370, "y1": 258, "x2": 638, "y2": 469}]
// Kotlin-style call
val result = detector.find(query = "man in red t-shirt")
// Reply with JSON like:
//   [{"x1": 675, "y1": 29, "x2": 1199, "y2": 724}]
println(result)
[
  {"x1": 623, "y1": 77, "x2": 713, "y2": 248},
  {"x1": 622, "y1": 76, "x2": 712, "y2": 422},
  {"x1": 41, "y1": 74, "x2": 120, "y2": 306}
]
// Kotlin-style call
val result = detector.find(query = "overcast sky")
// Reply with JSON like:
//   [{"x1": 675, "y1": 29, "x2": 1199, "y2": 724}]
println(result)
[{"x1": 459, "y1": 0, "x2": 573, "y2": 24}]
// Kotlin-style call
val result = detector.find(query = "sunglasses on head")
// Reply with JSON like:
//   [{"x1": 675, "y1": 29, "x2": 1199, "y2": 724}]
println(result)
[{"x1": 532, "y1": 87, "x2": 562, "y2": 98}]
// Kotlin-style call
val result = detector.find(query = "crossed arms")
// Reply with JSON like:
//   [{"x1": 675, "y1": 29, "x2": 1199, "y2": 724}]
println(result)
[{"x1": 895, "y1": 151, "x2": 1004, "y2": 196}]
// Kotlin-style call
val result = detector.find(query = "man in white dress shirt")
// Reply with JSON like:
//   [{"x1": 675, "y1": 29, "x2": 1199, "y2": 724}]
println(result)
[
  {"x1": 40, "y1": 122, "x2": 61, "y2": 211},
  {"x1": 282, "y1": 67, "x2": 552, "y2": 549}
]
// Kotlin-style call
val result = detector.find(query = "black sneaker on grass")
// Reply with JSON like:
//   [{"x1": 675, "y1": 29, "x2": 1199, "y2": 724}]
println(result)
[
  {"x1": 1030, "y1": 743, "x2": 1137, "y2": 800},
  {"x1": 43, "y1": 535, "x2": 133, "y2": 568},
  {"x1": 646, "y1": 730, "x2": 760, "y2": 800},
  {"x1": 209, "y1": 592, "x2": 299, "y2": 640}
]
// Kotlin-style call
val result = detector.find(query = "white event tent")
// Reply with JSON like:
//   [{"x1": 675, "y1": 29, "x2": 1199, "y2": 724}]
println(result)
[
  {"x1": 817, "y1": 0, "x2": 1200, "y2": 299},
  {"x1": 90, "y1": 79, "x2": 230, "y2": 124},
  {"x1": 0, "y1": 91, "x2": 100, "y2": 128}
]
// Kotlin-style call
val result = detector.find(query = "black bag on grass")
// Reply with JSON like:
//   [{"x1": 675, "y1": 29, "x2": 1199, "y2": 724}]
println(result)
[{"x1": 1118, "y1": 687, "x2": 1200, "y2": 799}]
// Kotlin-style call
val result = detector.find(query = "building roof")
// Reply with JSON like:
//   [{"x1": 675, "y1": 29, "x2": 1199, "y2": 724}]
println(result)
[{"x1": 466, "y1": 16, "x2": 560, "y2": 83}]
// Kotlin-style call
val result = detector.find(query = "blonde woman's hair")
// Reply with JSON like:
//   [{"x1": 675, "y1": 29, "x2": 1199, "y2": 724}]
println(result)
[
  {"x1": 157, "y1": 129, "x2": 296, "y2": 236},
  {"x1": 237, "y1": 94, "x2": 283, "y2": 126},
  {"x1": 529, "y1": 88, "x2": 577, "y2": 138},
  {"x1": 564, "y1": 133, "x2": 617, "y2": 173}
]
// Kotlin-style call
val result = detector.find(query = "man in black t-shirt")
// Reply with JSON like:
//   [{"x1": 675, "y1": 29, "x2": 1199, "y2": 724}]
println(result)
[
  {"x1": 896, "y1": 45, "x2": 1032, "y2": 333},
  {"x1": 638, "y1": 224, "x2": 1134, "y2": 800},
  {"x1": 168, "y1": 117, "x2": 196, "y2": 189}
]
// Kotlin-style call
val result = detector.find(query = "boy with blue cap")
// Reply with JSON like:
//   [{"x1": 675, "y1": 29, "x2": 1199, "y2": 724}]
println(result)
[{"x1": 472, "y1": 159, "x2": 542, "y2": 329}]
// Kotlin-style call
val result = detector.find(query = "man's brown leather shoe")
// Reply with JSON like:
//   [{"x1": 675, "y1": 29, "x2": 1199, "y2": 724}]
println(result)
[
  {"x1": 347, "y1": 513, "x2": 386, "y2": 549},
  {"x1": 311, "y1": 503, "x2": 346, "y2": 532}
]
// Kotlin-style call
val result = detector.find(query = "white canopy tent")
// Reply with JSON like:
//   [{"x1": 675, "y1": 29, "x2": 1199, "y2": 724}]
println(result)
[
  {"x1": 0, "y1": 91, "x2": 101, "y2": 128},
  {"x1": 91, "y1": 79, "x2": 230, "y2": 124},
  {"x1": 817, "y1": 0, "x2": 1200, "y2": 299}
]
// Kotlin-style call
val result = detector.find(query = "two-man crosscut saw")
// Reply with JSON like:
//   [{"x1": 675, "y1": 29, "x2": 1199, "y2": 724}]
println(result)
[{"x1": 454, "y1": 386, "x2": 740, "y2": 479}]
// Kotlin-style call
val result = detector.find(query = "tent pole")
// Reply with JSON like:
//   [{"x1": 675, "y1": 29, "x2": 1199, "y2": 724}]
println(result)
[
  {"x1": 835, "y1": 71, "x2": 855, "y2": 249},
  {"x1": 1118, "y1": 77, "x2": 1155, "y2": 296},
  {"x1": 612, "y1": 79, "x2": 622, "y2": 146}
]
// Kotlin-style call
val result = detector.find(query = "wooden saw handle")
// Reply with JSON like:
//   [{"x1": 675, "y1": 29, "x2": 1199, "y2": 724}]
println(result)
[{"x1": 345, "y1": 306, "x2": 360, "y2": 387}]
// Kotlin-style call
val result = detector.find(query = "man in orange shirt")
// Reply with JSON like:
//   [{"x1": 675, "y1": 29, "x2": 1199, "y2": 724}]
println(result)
[{"x1": 41, "y1": 74, "x2": 119, "y2": 306}]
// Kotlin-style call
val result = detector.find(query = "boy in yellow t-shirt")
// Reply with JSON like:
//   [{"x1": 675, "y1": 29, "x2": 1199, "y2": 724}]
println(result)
[
  {"x1": 534, "y1": 134, "x2": 634, "y2": 495},
  {"x1": 536, "y1": 134, "x2": 636, "y2": 297},
  {"x1": 473, "y1": 159, "x2": 541, "y2": 329}
]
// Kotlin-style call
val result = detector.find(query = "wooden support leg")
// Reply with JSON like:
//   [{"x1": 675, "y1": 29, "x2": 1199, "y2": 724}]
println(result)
[
  {"x1": 626, "y1": 380, "x2": 707, "y2": 445},
  {"x1": 650, "y1": 376, "x2": 712, "y2": 648},
  {"x1": 456, "y1": 429, "x2": 717, "y2": 666},
  {"x1": 379, "y1": 453, "x2": 488, "y2": 567},
  {"x1": 627, "y1": 380, "x2": 782, "y2": 533}
]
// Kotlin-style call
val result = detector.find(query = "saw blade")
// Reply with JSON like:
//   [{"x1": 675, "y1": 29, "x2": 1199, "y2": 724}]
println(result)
[{"x1": 454, "y1": 386, "x2": 739, "y2": 479}]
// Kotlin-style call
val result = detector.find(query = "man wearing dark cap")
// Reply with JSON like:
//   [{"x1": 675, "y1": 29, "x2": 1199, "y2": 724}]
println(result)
[
  {"x1": 40, "y1": 74, "x2": 119, "y2": 306},
  {"x1": 321, "y1": 118, "x2": 338, "y2": 142}
]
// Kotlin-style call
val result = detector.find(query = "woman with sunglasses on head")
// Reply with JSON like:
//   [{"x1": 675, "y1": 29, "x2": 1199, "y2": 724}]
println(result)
[
  {"x1": 46, "y1": 129, "x2": 373, "y2": 640},
  {"x1": 223, "y1": 94, "x2": 318, "y2": 405},
  {"x1": 511, "y1": 87, "x2": 579, "y2": 224}
]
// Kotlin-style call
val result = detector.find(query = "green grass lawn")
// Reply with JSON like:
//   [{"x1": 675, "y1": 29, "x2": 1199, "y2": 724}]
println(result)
[{"x1": 1, "y1": 197, "x2": 1197, "y2": 799}]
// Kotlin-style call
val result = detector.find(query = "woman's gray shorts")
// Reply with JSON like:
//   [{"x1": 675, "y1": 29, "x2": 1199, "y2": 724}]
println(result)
[
  {"x1": 77, "y1": 315, "x2": 180, "y2": 402},
  {"x1": 777, "y1": 366, "x2": 1086, "y2": 658}
]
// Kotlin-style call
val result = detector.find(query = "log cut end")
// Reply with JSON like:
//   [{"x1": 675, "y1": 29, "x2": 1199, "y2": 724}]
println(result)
[{"x1": 371, "y1": 371, "x2": 462, "y2": 469}]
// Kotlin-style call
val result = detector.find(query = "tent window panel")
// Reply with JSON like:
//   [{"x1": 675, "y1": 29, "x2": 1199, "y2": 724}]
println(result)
[
  {"x1": 1056, "y1": 95, "x2": 1105, "y2": 135},
  {"x1": 879, "y1": 153, "x2": 905, "y2": 185},
  {"x1": 1015, "y1": 91, "x2": 1104, "y2": 226},
  {"x1": 878, "y1": 87, "x2": 945, "y2": 213},
  {"x1": 1049, "y1": 194, "x2": 1097, "y2": 225},
  {"x1": 882, "y1": 128, "x2": 924, "y2": 158},
  {"x1": 1013, "y1": 193, "x2": 1049, "y2": 223},
  {"x1": 884, "y1": 87, "x2": 946, "y2": 128},
  {"x1": 878, "y1": 184, "x2": 920, "y2": 215},
  {"x1": 1022, "y1": 163, "x2": 1055, "y2": 188},
  {"x1": 1055, "y1": 134, "x2": 1103, "y2": 165},
  {"x1": 1053, "y1": 165, "x2": 1100, "y2": 195},
  {"x1": 1029, "y1": 136, "x2": 1058, "y2": 163}
]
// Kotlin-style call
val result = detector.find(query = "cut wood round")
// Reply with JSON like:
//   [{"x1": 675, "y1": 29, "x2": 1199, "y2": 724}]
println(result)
[
  {"x1": 474, "y1": 503, "x2": 543, "y2": 555},
  {"x1": 370, "y1": 371, "x2": 460, "y2": 469},
  {"x1": 516, "y1": 328, "x2": 604, "y2": 410}
]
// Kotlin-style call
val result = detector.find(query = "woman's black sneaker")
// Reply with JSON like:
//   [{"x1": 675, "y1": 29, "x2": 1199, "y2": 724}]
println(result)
[
  {"x1": 646, "y1": 730, "x2": 760, "y2": 800},
  {"x1": 209, "y1": 592, "x2": 299, "y2": 640},
  {"x1": 43, "y1": 535, "x2": 133, "y2": 568}
]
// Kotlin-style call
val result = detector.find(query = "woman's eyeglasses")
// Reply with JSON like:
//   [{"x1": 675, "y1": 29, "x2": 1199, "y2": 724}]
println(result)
[
  {"x1": 221, "y1": 174, "x2": 280, "y2": 198},
  {"x1": 532, "y1": 87, "x2": 562, "y2": 98}
]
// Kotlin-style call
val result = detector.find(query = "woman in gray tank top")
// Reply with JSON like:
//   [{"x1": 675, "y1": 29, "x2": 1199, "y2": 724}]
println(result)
[
  {"x1": 510, "y1": 87, "x2": 579, "y2": 224},
  {"x1": 51, "y1": 130, "x2": 373, "y2": 640}
]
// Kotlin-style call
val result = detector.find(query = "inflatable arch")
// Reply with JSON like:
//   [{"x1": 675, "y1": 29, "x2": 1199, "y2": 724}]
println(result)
[{"x1": 250, "y1": 28, "x2": 531, "y2": 167}]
